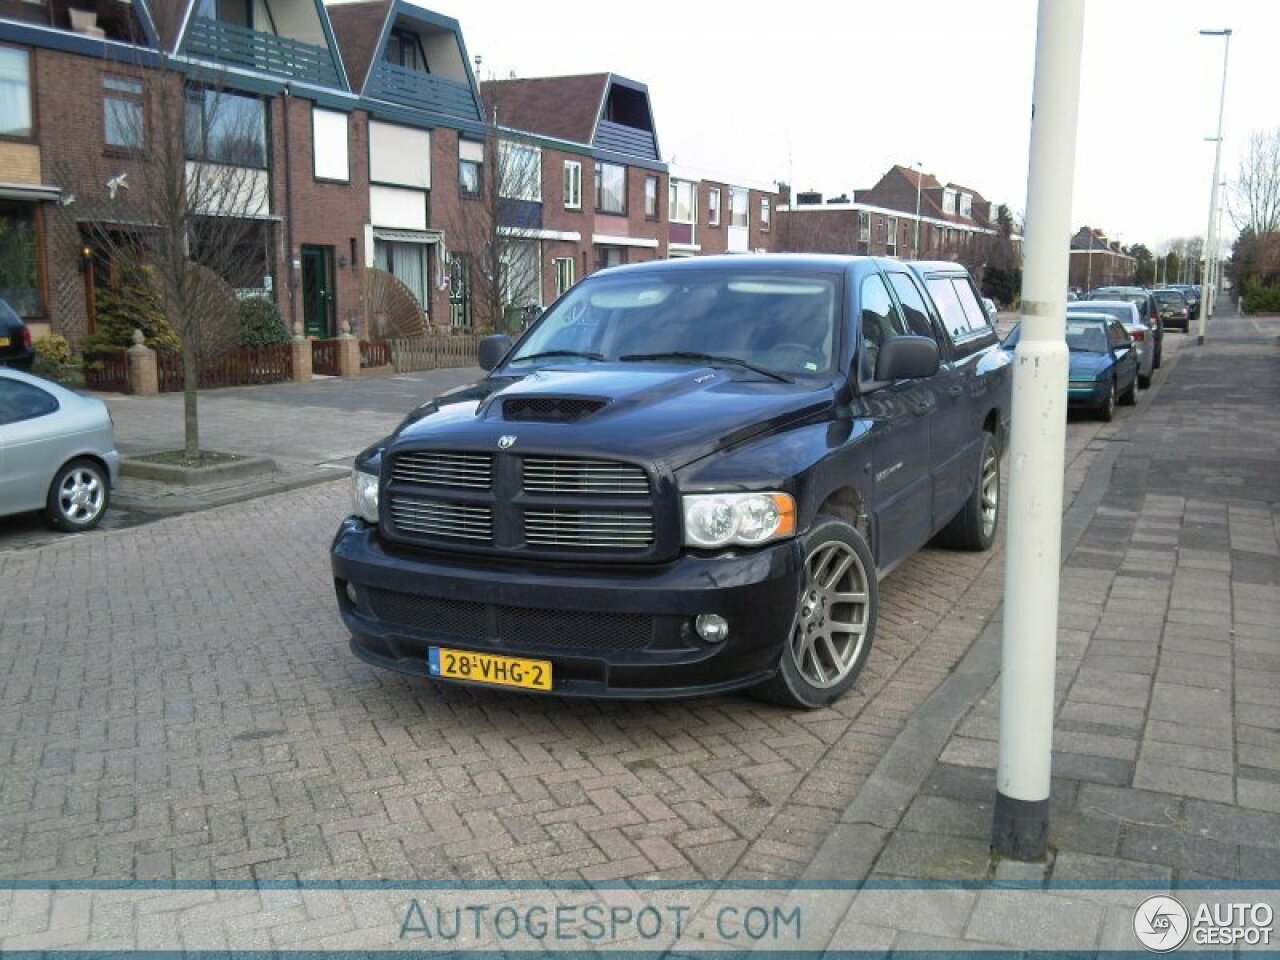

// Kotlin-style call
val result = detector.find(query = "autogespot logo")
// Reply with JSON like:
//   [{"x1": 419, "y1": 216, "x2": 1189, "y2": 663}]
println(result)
[{"x1": 1134, "y1": 895, "x2": 1190, "y2": 952}]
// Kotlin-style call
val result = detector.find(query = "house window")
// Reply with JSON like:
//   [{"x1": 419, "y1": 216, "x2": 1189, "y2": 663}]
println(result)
[
  {"x1": 669, "y1": 180, "x2": 696, "y2": 223},
  {"x1": 501, "y1": 240, "x2": 539, "y2": 306},
  {"x1": 596, "y1": 245, "x2": 626, "y2": 271},
  {"x1": 595, "y1": 162, "x2": 625, "y2": 214},
  {"x1": 374, "y1": 239, "x2": 429, "y2": 312},
  {"x1": 554, "y1": 256, "x2": 575, "y2": 296},
  {"x1": 760, "y1": 196, "x2": 771, "y2": 230},
  {"x1": 563, "y1": 160, "x2": 581, "y2": 209},
  {"x1": 729, "y1": 187, "x2": 749, "y2": 228},
  {"x1": 886, "y1": 216, "x2": 898, "y2": 257},
  {"x1": 184, "y1": 88, "x2": 267, "y2": 168},
  {"x1": 0, "y1": 47, "x2": 32, "y2": 139},
  {"x1": 960, "y1": 193, "x2": 972, "y2": 218},
  {"x1": 103, "y1": 75, "x2": 144, "y2": 150},
  {"x1": 943, "y1": 188, "x2": 957, "y2": 215},
  {"x1": 499, "y1": 141, "x2": 541, "y2": 201},
  {"x1": 311, "y1": 107, "x2": 349, "y2": 181},
  {"x1": 707, "y1": 187, "x2": 721, "y2": 226},
  {"x1": 0, "y1": 201, "x2": 40, "y2": 316},
  {"x1": 385, "y1": 29, "x2": 426, "y2": 71},
  {"x1": 196, "y1": 0, "x2": 251, "y2": 28},
  {"x1": 459, "y1": 139, "x2": 483, "y2": 197},
  {"x1": 858, "y1": 211, "x2": 870, "y2": 241},
  {"x1": 644, "y1": 175, "x2": 659, "y2": 219}
]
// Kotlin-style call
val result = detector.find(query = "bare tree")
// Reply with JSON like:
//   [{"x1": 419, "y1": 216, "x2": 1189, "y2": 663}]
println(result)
[
  {"x1": 1228, "y1": 128, "x2": 1280, "y2": 235},
  {"x1": 54, "y1": 40, "x2": 276, "y2": 459},
  {"x1": 439, "y1": 122, "x2": 547, "y2": 334}
]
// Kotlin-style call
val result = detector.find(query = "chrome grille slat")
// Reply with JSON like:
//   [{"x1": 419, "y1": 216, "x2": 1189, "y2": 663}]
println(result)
[
  {"x1": 392, "y1": 451, "x2": 493, "y2": 490},
  {"x1": 522, "y1": 458, "x2": 650, "y2": 496},
  {"x1": 389, "y1": 495, "x2": 493, "y2": 541},
  {"x1": 524, "y1": 509, "x2": 654, "y2": 548}
]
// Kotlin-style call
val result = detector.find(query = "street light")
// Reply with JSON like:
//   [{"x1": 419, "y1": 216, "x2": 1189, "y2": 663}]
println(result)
[
  {"x1": 1197, "y1": 27, "x2": 1231, "y2": 345},
  {"x1": 913, "y1": 162, "x2": 923, "y2": 256}
]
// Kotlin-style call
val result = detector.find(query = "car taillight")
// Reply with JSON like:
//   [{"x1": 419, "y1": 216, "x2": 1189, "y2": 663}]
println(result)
[
  {"x1": 1131, "y1": 329, "x2": 1146, "y2": 342},
  {"x1": 21, "y1": 326, "x2": 31, "y2": 348}
]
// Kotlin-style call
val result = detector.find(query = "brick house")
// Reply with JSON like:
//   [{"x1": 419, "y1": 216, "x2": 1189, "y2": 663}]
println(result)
[
  {"x1": 667, "y1": 164, "x2": 780, "y2": 258},
  {"x1": 1069, "y1": 226, "x2": 1135, "y2": 290},
  {"x1": 0, "y1": 0, "x2": 368, "y2": 340},
  {"x1": 479, "y1": 73, "x2": 666, "y2": 305},
  {"x1": 777, "y1": 164, "x2": 1006, "y2": 266}
]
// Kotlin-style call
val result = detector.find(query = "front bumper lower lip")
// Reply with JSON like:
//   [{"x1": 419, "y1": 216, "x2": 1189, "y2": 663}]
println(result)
[{"x1": 330, "y1": 517, "x2": 803, "y2": 699}]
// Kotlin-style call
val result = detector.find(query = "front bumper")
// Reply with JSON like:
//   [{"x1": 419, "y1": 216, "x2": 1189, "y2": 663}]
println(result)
[
  {"x1": 1067, "y1": 380, "x2": 1108, "y2": 406},
  {"x1": 330, "y1": 517, "x2": 803, "y2": 699}
]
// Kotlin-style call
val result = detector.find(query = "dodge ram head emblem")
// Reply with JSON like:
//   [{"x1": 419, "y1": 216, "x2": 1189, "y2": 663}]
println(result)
[{"x1": 497, "y1": 435, "x2": 517, "y2": 450}]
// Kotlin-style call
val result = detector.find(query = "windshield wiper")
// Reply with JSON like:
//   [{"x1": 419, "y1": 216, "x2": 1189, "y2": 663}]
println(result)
[
  {"x1": 619, "y1": 351, "x2": 793, "y2": 383},
  {"x1": 509, "y1": 350, "x2": 604, "y2": 364}
]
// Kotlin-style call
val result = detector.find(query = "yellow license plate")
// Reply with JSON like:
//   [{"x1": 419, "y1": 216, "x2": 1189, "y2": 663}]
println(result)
[
  {"x1": 429, "y1": 646, "x2": 551, "y2": 690},
  {"x1": 0, "y1": 337, "x2": 9, "y2": 347}
]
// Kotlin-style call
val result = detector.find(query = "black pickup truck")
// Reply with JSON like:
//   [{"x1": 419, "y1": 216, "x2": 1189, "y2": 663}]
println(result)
[{"x1": 331, "y1": 255, "x2": 1011, "y2": 708}]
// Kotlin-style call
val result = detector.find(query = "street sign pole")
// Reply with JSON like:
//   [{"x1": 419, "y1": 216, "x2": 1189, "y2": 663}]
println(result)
[{"x1": 992, "y1": 0, "x2": 1085, "y2": 861}]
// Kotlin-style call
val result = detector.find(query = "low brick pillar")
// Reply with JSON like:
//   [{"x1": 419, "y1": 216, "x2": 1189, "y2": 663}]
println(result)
[
  {"x1": 291, "y1": 326, "x2": 312, "y2": 383},
  {"x1": 126, "y1": 329, "x2": 158, "y2": 396},
  {"x1": 336, "y1": 328, "x2": 361, "y2": 378}
]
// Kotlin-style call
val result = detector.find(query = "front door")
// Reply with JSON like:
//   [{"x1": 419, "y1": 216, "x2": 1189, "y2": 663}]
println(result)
[
  {"x1": 301, "y1": 245, "x2": 335, "y2": 338},
  {"x1": 447, "y1": 253, "x2": 471, "y2": 328}
]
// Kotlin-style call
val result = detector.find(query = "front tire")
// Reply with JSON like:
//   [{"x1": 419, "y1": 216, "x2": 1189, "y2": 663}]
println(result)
[
  {"x1": 754, "y1": 516, "x2": 877, "y2": 709},
  {"x1": 45, "y1": 458, "x2": 109, "y2": 532},
  {"x1": 1098, "y1": 378, "x2": 1117, "y2": 421},
  {"x1": 935, "y1": 432, "x2": 1000, "y2": 551}
]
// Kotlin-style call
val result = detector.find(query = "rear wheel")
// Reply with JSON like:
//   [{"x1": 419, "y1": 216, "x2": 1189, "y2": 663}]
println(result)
[
  {"x1": 935, "y1": 432, "x2": 1000, "y2": 551},
  {"x1": 45, "y1": 458, "x2": 109, "y2": 532},
  {"x1": 753, "y1": 516, "x2": 877, "y2": 709}
]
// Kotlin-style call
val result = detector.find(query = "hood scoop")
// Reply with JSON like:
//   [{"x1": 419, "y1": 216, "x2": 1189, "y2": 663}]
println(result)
[{"x1": 502, "y1": 396, "x2": 608, "y2": 423}]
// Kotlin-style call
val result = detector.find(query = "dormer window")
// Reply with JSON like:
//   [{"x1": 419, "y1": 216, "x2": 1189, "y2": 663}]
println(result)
[
  {"x1": 943, "y1": 188, "x2": 957, "y2": 215},
  {"x1": 386, "y1": 29, "x2": 427, "y2": 72},
  {"x1": 196, "y1": 0, "x2": 251, "y2": 28},
  {"x1": 960, "y1": 193, "x2": 972, "y2": 218}
]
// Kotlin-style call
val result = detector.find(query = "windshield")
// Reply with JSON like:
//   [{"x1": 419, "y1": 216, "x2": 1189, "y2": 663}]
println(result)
[
  {"x1": 1066, "y1": 321, "x2": 1109, "y2": 354},
  {"x1": 1155, "y1": 292, "x2": 1184, "y2": 304},
  {"x1": 506, "y1": 270, "x2": 840, "y2": 378}
]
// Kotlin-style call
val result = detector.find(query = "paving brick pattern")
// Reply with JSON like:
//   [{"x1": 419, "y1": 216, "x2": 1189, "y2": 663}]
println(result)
[{"x1": 0, "y1": 368, "x2": 1116, "y2": 883}]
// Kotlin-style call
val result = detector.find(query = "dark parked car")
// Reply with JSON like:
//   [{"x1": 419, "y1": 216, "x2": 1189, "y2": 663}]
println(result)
[
  {"x1": 0, "y1": 298, "x2": 34, "y2": 370},
  {"x1": 331, "y1": 256, "x2": 1012, "y2": 708},
  {"x1": 1002, "y1": 314, "x2": 1138, "y2": 420},
  {"x1": 1069, "y1": 300, "x2": 1152, "y2": 388},
  {"x1": 1087, "y1": 286, "x2": 1163, "y2": 368},
  {"x1": 1152, "y1": 288, "x2": 1191, "y2": 332}
]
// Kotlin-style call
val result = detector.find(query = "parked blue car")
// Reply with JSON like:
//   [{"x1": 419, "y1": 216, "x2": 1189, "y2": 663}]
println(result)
[{"x1": 1001, "y1": 313, "x2": 1139, "y2": 421}]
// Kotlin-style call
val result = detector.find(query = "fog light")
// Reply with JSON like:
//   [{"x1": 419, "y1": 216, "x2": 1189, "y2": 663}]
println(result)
[
  {"x1": 695, "y1": 614, "x2": 729, "y2": 643},
  {"x1": 344, "y1": 581, "x2": 359, "y2": 608}
]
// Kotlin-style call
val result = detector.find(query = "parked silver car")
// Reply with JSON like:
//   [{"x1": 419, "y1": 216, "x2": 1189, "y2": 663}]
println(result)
[
  {"x1": 0, "y1": 368, "x2": 120, "y2": 531},
  {"x1": 1067, "y1": 300, "x2": 1154, "y2": 388}
]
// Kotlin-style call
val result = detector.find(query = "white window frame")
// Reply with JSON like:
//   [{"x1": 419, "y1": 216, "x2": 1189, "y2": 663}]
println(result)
[
  {"x1": 0, "y1": 46, "x2": 32, "y2": 139},
  {"x1": 858, "y1": 211, "x2": 870, "y2": 242},
  {"x1": 708, "y1": 187, "x2": 721, "y2": 226},
  {"x1": 311, "y1": 107, "x2": 349, "y2": 182},
  {"x1": 563, "y1": 159, "x2": 582, "y2": 209},
  {"x1": 960, "y1": 193, "x2": 972, "y2": 218},
  {"x1": 760, "y1": 196, "x2": 771, "y2": 230},
  {"x1": 886, "y1": 216, "x2": 898, "y2": 256},
  {"x1": 669, "y1": 179, "x2": 697, "y2": 224},
  {"x1": 595, "y1": 161, "x2": 626, "y2": 214},
  {"x1": 943, "y1": 188, "x2": 957, "y2": 215},
  {"x1": 644, "y1": 174, "x2": 659, "y2": 219},
  {"x1": 554, "y1": 256, "x2": 575, "y2": 296},
  {"x1": 729, "y1": 187, "x2": 749, "y2": 228}
]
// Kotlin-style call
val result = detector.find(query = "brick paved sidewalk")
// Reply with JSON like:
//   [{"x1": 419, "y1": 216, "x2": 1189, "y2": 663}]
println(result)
[{"x1": 805, "y1": 314, "x2": 1280, "y2": 951}]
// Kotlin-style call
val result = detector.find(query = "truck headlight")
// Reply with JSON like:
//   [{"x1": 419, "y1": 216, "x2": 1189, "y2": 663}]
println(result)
[
  {"x1": 682, "y1": 492, "x2": 796, "y2": 548},
  {"x1": 351, "y1": 468, "x2": 380, "y2": 523}
]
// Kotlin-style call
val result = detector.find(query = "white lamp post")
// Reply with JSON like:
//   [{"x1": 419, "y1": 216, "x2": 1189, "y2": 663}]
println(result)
[
  {"x1": 914, "y1": 162, "x2": 923, "y2": 256},
  {"x1": 1197, "y1": 28, "x2": 1231, "y2": 345}
]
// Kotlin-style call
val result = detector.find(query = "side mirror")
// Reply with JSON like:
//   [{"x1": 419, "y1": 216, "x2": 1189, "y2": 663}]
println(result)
[
  {"x1": 478, "y1": 334, "x2": 513, "y2": 371},
  {"x1": 875, "y1": 336, "x2": 940, "y2": 382}
]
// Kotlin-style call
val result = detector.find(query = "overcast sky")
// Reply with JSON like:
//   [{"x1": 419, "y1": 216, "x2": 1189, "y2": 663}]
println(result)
[{"x1": 419, "y1": 0, "x2": 1277, "y2": 254}]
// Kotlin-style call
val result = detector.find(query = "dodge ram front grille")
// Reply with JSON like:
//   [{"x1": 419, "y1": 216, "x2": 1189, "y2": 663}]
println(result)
[
  {"x1": 523, "y1": 509, "x2": 654, "y2": 548},
  {"x1": 388, "y1": 496, "x2": 493, "y2": 541},
  {"x1": 391, "y1": 451, "x2": 493, "y2": 490},
  {"x1": 522, "y1": 458, "x2": 650, "y2": 496}
]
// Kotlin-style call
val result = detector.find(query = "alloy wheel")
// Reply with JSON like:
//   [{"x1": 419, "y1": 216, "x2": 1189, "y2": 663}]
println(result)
[
  {"x1": 58, "y1": 466, "x2": 105, "y2": 525},
  {"x1": 980, "y1": 444, "x2": 999, "y2": 540},
  {"x1": 788, "y1": 540, "x2": 872, "y2": 688}
]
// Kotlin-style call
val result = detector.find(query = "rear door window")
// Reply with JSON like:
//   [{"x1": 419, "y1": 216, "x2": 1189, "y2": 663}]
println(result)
[
  {"x1": 950, "y1": 277, "x2": 992, "y2": 335},
  {"x1": 926, "y1": 277, "x2": 971, "y2": 340},
  {"x1": 886, "y1": 272, "x2": 937, "y2": 339}
]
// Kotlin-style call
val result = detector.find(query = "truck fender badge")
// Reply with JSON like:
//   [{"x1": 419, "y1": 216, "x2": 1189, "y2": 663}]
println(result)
[{"x1": 497, "y1": 436, "x2": 517, "y2": 450}]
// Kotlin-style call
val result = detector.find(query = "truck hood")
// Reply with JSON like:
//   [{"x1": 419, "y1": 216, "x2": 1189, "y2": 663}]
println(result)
[{"x1": 391, "y1": 363, "x2": 834, "y2": 469}]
